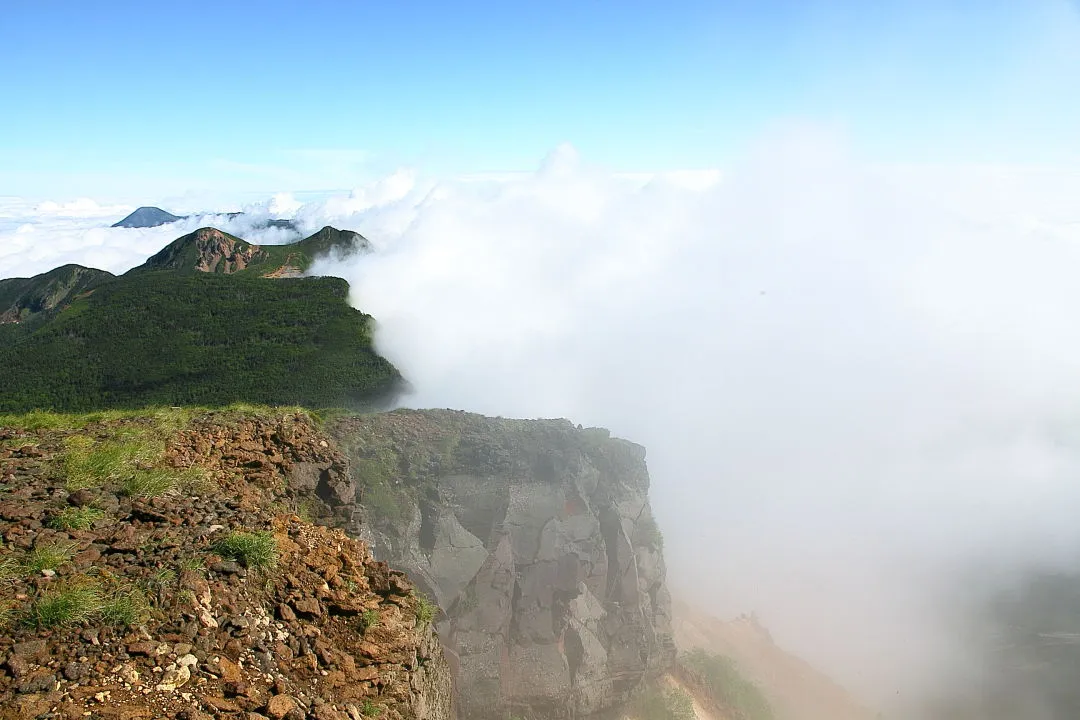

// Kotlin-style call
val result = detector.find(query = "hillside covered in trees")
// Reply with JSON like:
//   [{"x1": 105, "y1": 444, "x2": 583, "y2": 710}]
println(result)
[{"x1": 0, "y1": 227, "x2": 401, "y2": 412}]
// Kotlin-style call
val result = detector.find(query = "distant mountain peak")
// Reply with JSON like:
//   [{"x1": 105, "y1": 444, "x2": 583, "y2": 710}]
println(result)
[
  {"x1": 137, "y1": 227, "x2": 263, "y2": 275},
  {"x1": 111, "y1": 206, "x2": 184, "y2": 228},
  {"x1": 297, "y1": 226, "x2": 370, "y2": 258},
  {"x1": 126, "y1": 225, "x2": 370, "y2": 278}
]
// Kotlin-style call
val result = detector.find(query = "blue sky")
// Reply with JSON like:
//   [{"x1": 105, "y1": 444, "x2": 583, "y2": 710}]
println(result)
[{"x1": 1, "y1": 0, "x2": 1077, "y2": 200}]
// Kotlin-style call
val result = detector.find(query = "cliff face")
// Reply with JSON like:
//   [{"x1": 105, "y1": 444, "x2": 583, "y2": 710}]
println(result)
[
  {"x1": 329, "y1": 410, "x2": 677, "y2": 720},
  {"x1": 0, "y1": 410, "x2": 451, "y2": 720}
]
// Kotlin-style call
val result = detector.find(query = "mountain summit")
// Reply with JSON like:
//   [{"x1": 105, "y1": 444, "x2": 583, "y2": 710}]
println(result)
[
  {"x1": 111, "y1": 206, "x2": 184, "y2": 228},
  {"x1": 130, "y1": 226, "x2": 370, "y2": 278}
]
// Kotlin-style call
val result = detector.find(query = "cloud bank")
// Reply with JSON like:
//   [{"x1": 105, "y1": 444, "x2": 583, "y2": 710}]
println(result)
[
  {"x1": 302, "y1": 134, "x2": 1080, "y2": 714},
  {"x1": 6, "y1": 133, "x2": 1080, "y2": 715}
]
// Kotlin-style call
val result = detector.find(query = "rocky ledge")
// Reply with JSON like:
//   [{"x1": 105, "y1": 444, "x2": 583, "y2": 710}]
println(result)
[{"x1": 0, "y1": 410, "x2": 451, "y2": 720}]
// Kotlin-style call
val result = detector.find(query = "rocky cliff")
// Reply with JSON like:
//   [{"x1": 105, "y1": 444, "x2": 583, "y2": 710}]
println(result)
[
  {"x1": 328, "y1": 410, "x2": 677, "y2": 720},
  {"x1": 0, "y1": 409, "x2": 451, "y2": 720}
]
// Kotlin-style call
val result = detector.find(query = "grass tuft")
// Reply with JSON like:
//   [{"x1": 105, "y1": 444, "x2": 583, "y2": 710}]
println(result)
[
  {"x1": 100, "y1": 587, "x2": 151, "y2": 626},
  {"x1": 27, "y1": 582, "x2": 102, "y2": 628},
  {"x1": 121, "y1": 467, "x2": 178, "y2": 497},
  {"x1": 361, "y1": 608, "x2": 380, "y2": 632},
  {"x1": 62, "y1": 434, "x2": 163, "y2": 491},
  {"x1": 48, "y1": 506, "x2": 106, "y2": 531},
  {"x1": 23, "y1": 542, "x2": 77, "y2": 574},
  {"x1": 212, "y1": 531, "x2": 277, "y2": 569},
  {"x1": 0, "y1": 556, "x2": 19, "y2": 583},
  {"x1": 414, "y1": 592, "x2": 437, "y2": 625},
  {"x1": 178, "y1": 556, "x2": 205, "y2": 573},
  {"x1": 175, "y1": 465, "x2": 215, "y2": 494}
]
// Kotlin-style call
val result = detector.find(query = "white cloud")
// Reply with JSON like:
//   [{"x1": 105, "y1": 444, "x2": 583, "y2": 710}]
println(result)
[
  {"x1": 34, "y1": 198, "x2": 133, "y2": 218},
  {"x1": 305, "y1": 136, "x2": 1080, "y2": 712}
]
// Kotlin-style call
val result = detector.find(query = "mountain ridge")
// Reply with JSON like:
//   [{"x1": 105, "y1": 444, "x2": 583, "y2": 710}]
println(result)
[
  {"x1": 128, "y1": 225, "x2": 369, "y2": 278},
  {"x1": 111, "y1": 206, "x2": 302, "y2": 233}
]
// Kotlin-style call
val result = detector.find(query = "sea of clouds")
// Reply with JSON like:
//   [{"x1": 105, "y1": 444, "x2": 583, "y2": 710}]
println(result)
[{"x1": 5, "y1": 129, "x2": 1080, "y2": 714}]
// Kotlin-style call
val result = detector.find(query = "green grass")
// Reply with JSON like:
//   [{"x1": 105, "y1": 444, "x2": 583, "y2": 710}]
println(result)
[
  {"x1": 48, "y1": 506, "x2": 106, "y2": 530},
  {"x1": 22, "y1": 542, "x2": 77, "y2": 574},
  {"x1": 121, "y1": 467, "x2": 179, "y2": 497},
  {"x1": 26, "y1": 583, "x2": 102, "y2": 628},
  {"x1": 415, "y1": 592, "x2": 437, "y2": 625},
  {"x1": 100, "y1": 588, "x2": 151, "y2": 626},
  {"x1": 682, "y1": 649, "x2": 773, "y2": 720},
  {"x1": 147, "y1": 568, "x2": 176, "y2": 587},
  {"x1": 361, "y1": 608, "x2": 380, "y2": 632},
  {"x1": 61, "y1": 434, "x2": 163, "y2": 491},
  {"x1": 23, "y1": 578, "x2": 148, "y2": 628},
  {"x1": 178, "y1": 556, "x2": 205, "y2": 573},
  {"x1": 57, "y1": 427, "x2": 212, "y2": 498},
  {"x1": 212, "y1": 531, "x2": 278, "y2": 569},
  {"x1": 360, "y1": 700, "x2": 382, "y2": 717},
  {"x1": 0, "y1": 407, "x2": 207, "y2": 432},
  {"x1": 0, "y1": 556, "x2": 20, "y2": 583},
  {"x1": 634, "y1": 686, "x2": 696, "y2": 720}
]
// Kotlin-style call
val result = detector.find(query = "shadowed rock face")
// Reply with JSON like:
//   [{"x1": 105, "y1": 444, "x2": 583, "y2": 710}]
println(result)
[{"x1": 330, "y1": 410, "x2": 676, "y2": 720}]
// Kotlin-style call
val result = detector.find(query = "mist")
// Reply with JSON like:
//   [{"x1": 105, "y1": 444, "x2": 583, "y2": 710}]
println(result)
[{"x1": 301, "y1": 132, "x2": 1080, "y2": 714}]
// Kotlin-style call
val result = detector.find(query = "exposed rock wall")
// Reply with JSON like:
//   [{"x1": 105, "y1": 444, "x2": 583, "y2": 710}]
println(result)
[{"x1": 330, "y1": 410, "x2": 677, "y2": 720}]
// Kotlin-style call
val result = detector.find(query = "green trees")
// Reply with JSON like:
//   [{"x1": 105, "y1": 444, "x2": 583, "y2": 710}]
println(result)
[{"x1": 0, "y1": 271, "x2": 403, "y2": 412}]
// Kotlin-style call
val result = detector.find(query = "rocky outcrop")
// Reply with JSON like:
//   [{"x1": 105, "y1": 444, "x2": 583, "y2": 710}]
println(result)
[
  {"x1": 138, "y1": 227, "x2": 268, "y2": 274},
  {"x1": 330, "y1": 410, "x2": 676, "y2": 720},
  {"x1": 0, "y1": 410, "x2": 451, "y2": 720}
]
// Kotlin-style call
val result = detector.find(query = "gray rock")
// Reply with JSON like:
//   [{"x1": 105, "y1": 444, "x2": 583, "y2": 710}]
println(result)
[
  {"x1": 16, "y1": 672, "x2": 55, "y2": 694},
  {"x1": 332, "y1": 411, "x2": 675, "y2": 720},
  {"x1": 62, "y1": 662, "x2": 90, "y2": 681},
  {"x1": 10, "y1": 640, "x2": 46, "y2": 659},
  {"x1": 211, "y1": 560, "x2": 245, "y2": 575},
  {"x1": 66, "y1": 488, "x2": 98, "y2": 507}
]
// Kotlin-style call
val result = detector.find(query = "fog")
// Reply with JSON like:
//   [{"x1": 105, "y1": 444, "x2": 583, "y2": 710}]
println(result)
[{"x1": 301, "y1": 134, "x2": 1080, "y2": 715}]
